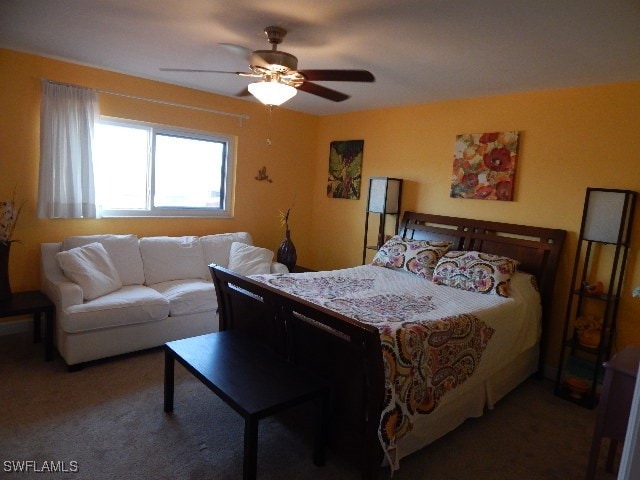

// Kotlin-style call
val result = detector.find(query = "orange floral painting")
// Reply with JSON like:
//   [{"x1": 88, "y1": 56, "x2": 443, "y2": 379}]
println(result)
[{"x1": 450, "y1": 131, "x2": 519, "y2": 201}]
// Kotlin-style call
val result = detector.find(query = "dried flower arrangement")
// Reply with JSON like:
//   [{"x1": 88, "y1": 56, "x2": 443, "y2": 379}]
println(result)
[
  {"x1": 571, "y1": 314, "x2": 602, "y2": 331},
  {"x1": 0, "y1": 188, "x2": 24, "y2": 245},
  {"x1": 276, "y1": 203, "x2": 297, "y2": 272},
  {"x1": 278, "y1": 196, "x2": 295, "y2": 233},
  {"x1": 571, "y1": 314, "x2": 602, "y2": 348},
  {"x1": 279, "y1": 207, "x2": 292, "y2": 232}
]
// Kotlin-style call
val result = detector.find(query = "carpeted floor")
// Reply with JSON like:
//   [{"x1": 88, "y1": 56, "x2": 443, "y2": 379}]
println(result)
[{"x1": 0, "y1": 332, "x2": 620, "y2": 479}]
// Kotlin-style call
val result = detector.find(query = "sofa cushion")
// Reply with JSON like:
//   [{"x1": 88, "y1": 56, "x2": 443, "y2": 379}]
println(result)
[
  {"x1": 140, "y1": 236, "x2": 207, "y2": 285},
  {"x1": 62, "y1": 285, "x2": 169, "y2": 333},
  {"x1": 200, "y1": 232, "x2": 253, "y2": 275},
  {"x1": 150, "y1": 279, "x2": 217, "y2": 316},
  {"x1": 227, "y1": 242, "x2": 274, "y2": 275},
  {"x1": 62, "y1": 234, "x2": 145, "y2": 286},
  {"x1": 57, "y1": 242, "x2": 123, "y2": 301}
]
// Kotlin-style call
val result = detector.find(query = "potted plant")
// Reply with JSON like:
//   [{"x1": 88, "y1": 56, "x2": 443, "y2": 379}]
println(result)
[{"x1": 0, "y1": 188, "x2": 23, "y2": 302}]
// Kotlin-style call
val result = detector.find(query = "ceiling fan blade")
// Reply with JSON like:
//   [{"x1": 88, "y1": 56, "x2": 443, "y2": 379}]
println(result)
[
  {"x1": 219, "y1": 43, "x2": 252, "y2": 59},
  {"x1": 298, "y1": 70, "x2": 375, "y2": 82},
  {"x1": 297, "y1": 82, "x2": 350, "y2": 102},
  {"x1": 159, "y1": 68, "x2": 247, "y2": 74}
]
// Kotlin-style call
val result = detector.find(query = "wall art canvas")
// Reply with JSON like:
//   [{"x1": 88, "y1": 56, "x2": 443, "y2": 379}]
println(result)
[
  {"x1": 327, "y1": 140, "x2": 364, "y2": 200},
  {"x1": 450, "y1": 131, "x2": 519, "y2": 201}
]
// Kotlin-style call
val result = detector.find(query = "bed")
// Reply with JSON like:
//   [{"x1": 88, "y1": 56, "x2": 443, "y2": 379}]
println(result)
[{"x1": 210, "y1": 211, "x2": 566, "y2": 479}]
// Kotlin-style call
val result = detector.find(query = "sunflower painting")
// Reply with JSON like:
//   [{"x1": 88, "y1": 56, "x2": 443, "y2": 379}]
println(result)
[
  {"x1": 450, "y1": 131, "x2": 519, "y2": 201},
  {"x1": 327, "y1": 140, "x2": 364, "y2": 200}
]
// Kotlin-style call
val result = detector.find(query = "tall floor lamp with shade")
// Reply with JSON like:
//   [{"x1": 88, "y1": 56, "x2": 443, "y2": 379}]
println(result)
[
  {"x1": 555, "y1": 187, "x2": 637, "y2": 407},
  {"x1": 362, "y1": 177, "x2": 403, "y2": 264}
]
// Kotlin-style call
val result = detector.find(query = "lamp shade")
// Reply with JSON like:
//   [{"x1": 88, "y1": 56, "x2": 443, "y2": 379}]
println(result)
[
  {"x1": 248, "y1": 81, "x2": 297, "y2": 106},
  {"x1": 582, "y1": 188, "x2": 634, "y2": 244},
  {"x1": 368, "y1": 177, "x2": 402, "y2": 214}
]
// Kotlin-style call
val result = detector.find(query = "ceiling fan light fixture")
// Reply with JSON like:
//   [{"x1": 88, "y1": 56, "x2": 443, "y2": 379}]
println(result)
[{"x1": 248, "y1": 80, "x2": 297, "y2": 106}]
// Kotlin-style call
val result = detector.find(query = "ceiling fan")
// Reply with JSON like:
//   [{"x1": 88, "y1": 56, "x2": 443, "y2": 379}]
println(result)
[{"x1": 160, "y1": 26, "x2": 375, "y2": 106}]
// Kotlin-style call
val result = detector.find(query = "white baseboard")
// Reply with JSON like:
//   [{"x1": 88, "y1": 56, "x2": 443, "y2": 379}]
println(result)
[{"x1": 0, "y1": 317, "x2": 31, "y2": 336}]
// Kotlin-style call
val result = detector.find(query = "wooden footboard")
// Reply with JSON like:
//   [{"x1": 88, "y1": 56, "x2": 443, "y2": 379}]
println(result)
[{"x1": 210, "y1": 265, "x2": 386, "y2": 479}]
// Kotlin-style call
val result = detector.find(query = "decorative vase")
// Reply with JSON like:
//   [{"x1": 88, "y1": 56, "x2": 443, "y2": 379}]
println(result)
[
  {"x1": 0, "y1": 242, "x2": 11, "y2": 303},
  {"x1": 277, "y1": 229, "x2": 297, "y2": 273}
]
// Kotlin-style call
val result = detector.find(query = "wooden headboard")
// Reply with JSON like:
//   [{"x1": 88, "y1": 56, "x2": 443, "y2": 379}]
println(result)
[{"x1": 400, "y1": 211, "x2": 566, "y2": 371}]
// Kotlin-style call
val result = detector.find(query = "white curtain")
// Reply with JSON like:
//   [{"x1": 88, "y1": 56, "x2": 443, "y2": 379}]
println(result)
[{"x1": 38, "y1": 80, "x2": 99, "y2": 218}]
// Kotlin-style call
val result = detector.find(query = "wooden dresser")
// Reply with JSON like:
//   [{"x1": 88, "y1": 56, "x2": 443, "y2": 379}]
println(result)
[{"x1": 586, "y1": 345, "x2": 640, "y2": 479}]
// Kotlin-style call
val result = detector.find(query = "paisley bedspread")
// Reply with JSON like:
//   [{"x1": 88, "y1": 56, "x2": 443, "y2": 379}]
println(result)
[{"x1": 252, "y1": 265, "x2": 539, "y2": 470}]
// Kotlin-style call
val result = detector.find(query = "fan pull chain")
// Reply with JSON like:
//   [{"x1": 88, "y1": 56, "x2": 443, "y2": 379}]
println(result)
[{"x1": 266, "y1": 105, "x2": 273, "y2": 146}]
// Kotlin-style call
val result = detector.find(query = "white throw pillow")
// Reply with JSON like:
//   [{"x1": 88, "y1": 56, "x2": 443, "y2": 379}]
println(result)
[
  {"x1": 200, "y1": 232, "x2": 254, "y2": 274},
  {"x1": 62, "y1": 234, "x2": 145, "y2": 285},
  {"x1": 57, "y1": 242, "x2": 123, "y2": 300},
  {"x1": 227, "y1": 242, "x2": 273, "y2": 275}
]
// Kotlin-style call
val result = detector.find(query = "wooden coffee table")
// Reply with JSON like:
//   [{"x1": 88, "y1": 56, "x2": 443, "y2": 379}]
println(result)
[{"x1": 164, "y1": 331, "x2": 329, "y2": 480}]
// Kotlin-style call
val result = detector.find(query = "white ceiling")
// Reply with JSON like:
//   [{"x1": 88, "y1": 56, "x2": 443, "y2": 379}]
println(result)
[{"x1": 2, "y1": 0, "x2": 639, "y2": 116}]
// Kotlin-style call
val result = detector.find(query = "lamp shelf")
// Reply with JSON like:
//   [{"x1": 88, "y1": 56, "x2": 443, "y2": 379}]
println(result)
[
  {"x1": 556, "y1": 383, "x2": 599, "y2": 409},
  {"x1": 556, "y1": 355, "x2": 604, "y2": 409},
  {"x1": 563, "y1": 336, "x2": 612, "y2": 355},
  {"x1": 554, "y1": 188, "x2": 637, "y2": 408},
  {"x1": 571, "y1": 289, "x2": 618, "y2": 302}
]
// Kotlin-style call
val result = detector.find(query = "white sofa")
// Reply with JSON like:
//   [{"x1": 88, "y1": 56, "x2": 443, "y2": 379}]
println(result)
[{"x1": 40, "y1": 232, "x2": 287, "y2": 368}]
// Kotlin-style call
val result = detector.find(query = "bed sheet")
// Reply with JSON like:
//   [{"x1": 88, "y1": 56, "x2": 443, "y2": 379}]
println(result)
[{"x1": 252, "y1": 265, "x2": 541, "y2": 470}]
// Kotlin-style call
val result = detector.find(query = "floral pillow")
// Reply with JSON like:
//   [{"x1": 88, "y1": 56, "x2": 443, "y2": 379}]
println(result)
[
  {"x1": 432, "y1": 250, "x2": 519, "y2": 297},
  {"x1": 372, "y1": 235, "x2": 452, "y2": 279}
]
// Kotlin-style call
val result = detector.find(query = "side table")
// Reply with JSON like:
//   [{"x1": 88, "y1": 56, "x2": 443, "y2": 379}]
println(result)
[
  {"x1": 0, "y1": 291, "x2": 55, "y2": 361},
  {"x1": 586, "y1": 345, "x2": 640, "y2": 479}
]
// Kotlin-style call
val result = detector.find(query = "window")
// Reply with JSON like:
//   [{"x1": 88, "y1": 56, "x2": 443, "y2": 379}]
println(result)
[{"x1": 94, "y1": 118, "x2": 234, "y2": 217}]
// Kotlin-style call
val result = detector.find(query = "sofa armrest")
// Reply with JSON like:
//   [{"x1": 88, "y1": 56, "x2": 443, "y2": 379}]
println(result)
[
  {"x1": 40, "y1": 243, "x2": 84, "y2": 310},
  {"x1": 270, "y1": 262, "x2": 289, "y2": 274},
  {"x1": 46, "y1": 279, "x2": 84, "y2": 311}
]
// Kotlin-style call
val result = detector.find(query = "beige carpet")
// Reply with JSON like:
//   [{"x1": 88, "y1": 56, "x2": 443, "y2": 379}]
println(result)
[{"x1": 0, "y1": 332, "x2": 620, "y2": 479}]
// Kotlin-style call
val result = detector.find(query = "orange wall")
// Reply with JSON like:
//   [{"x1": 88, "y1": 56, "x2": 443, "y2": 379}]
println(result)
[
  {"x1": 311, "y1": 82, "x2": 640, "y2": 366},
  {"x1": 0, "y1": 48, "x2": 318, "y2": 292},
  {"x1": 3, "y1": 48, "x2": 640, "y2": 368}
]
